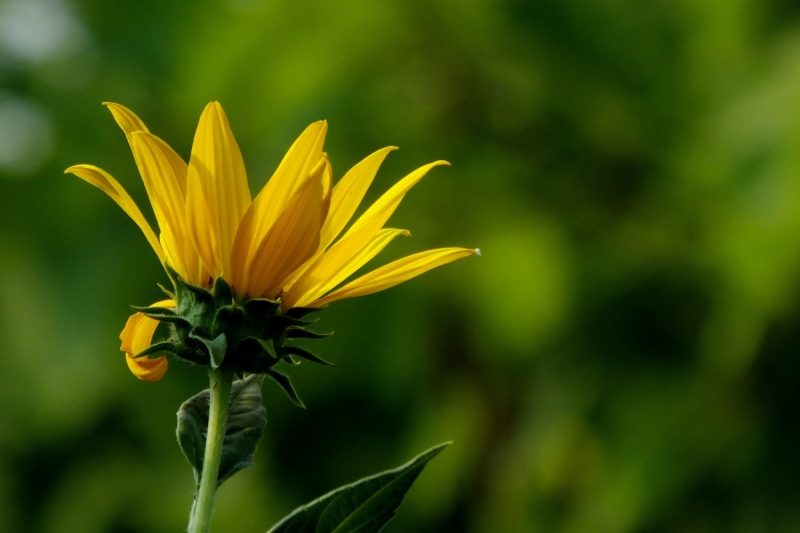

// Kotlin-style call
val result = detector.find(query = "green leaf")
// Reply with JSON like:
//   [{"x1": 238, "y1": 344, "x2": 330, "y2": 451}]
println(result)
[
  {"x1": 176, "y1": 388, "x2": 208, "y2": 485},
  {"x1": 218, "y1": 374, "x2": 268, "y2": 485},
  {"x1": 267, "y1": 443, "x2": 449, "y2": 533},
  {"x1": 176, "y1": 375, "x2": 268, "y2": 488}
]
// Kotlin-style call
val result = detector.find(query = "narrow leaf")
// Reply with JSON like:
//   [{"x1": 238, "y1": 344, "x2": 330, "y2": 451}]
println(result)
[{"x1": 267, "y1": 443, "x2": 449, "y2": 533}]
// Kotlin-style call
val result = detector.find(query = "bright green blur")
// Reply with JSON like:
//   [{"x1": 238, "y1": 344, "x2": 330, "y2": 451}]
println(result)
[{"x1": 0, "y1": 0, "x2": 797, "y2": 531}]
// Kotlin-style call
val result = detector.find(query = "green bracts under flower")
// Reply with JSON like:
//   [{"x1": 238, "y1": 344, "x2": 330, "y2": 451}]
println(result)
[{"x1": 136, "y1": 266, "x2": 329, "y2": 406}]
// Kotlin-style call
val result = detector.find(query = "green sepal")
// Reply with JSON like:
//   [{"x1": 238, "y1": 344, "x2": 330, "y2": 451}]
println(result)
[
  {"x1": 265, "y1": 369, "x2": 305, "y2": 408},
  {"x1": 243, "y1": 298, "x2": 281, "y2": 318},
  {"x1": 190, "y1": 331, "x2": 227, "y2": 369},
  {"x1": 133, "y1": 304, "x2": 189, "y2": 327},
  {"x1": 212, "y1": 276, "x2": 233, "y2": 308},
  {"x1": 254, "y1": 338, "x2": 278, "y2": 359},
  {"x1": 282, "y1": 345, "x2": 335, "y2": 366},
  {"x1": 214, "y1": 305, "x2": 244, "y2": 335},
  {"x1": 176, "y1": 374, "x2": 268, "y2": 488},
  {"x1": 269, "y1": 315, "x2": 315, "y2": 330},
  {"x1": 136, "y1": 267, "x2": 333, "y2": 393},
  {"x1": 267, "y1": 443, "x2": 450, "y2": 533},
  {"x1": 164, "y1": 263, "x2": 182, "y2": 287},
  {"x1": 157, "y1": 283, "x2": 176, "y2": 300},
  {"x1": 182, "y1": 279, "x2": 213, "y2": 298},
  {"x1": 284, "y1": 306, "x2": 321, "y2": 320},
  {"x1": 133, "y1": 341, "x2": 176, "y2": 359},
  {"x1": 284, "y1": 327, "x2": 333, "y2": 340},
  {"x1": 130, "y1": 304, "x2": 176, "y2": 315}
]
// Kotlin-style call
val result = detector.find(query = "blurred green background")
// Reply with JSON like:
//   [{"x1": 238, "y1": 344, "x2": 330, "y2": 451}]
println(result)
[{"x1": 0, "y1": 0, "x2": 799, "y2": 531}]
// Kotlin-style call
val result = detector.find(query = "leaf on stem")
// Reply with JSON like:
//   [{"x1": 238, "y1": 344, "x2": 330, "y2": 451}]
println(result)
[
  {"x1": 267, "y1": 442, "x2": 450, "y2": 533},
  {"x1": 176, "y1": 374, "x2": 268, "y2": 488}
]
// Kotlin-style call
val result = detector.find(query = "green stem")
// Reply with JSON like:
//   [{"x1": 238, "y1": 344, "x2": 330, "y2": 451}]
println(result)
[{"x1": 188, "y1": 368, "x2": 233, "y2": 533}]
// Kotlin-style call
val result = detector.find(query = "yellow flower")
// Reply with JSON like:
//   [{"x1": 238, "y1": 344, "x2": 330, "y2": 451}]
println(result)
[{"x1": 67, "y1": 102, "x2": 477, "y2": 381}]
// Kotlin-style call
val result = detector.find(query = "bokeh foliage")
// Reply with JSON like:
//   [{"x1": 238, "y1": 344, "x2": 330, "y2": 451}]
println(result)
[{"x1": 0, "y1": 0, "x2": 799, "y2": 531}]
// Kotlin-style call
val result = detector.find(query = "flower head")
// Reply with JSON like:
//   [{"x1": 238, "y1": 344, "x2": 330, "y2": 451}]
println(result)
[{"x1": 67, "y1": 102, "x2": 476, "y2": 383}]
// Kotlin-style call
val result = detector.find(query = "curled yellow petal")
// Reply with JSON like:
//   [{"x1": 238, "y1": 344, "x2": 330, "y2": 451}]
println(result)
[
  {"x1": 65, "y1": 164, "x2": 164, "y2": 263},
  {"x1": 120, "y1": 299, "x2": 174, "y2": 382},
  {"x1": 311, "y1": 247, "x2": 478, "y2": 307},
  {"x1": 186, "y1": 102, "x2": 252, "y2": 278},
  {"x1": 284, "y1": 228, "x2": 410, "y2": 309}
]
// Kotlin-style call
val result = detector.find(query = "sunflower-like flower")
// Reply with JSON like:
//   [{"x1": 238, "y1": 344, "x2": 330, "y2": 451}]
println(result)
[{"x1": 66, "y1": 102, "x2": 476, "y2": 385}]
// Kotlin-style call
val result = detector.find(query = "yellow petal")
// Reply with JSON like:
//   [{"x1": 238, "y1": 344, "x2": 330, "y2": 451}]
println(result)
[
  {"x1": 232, "y1": 122, "x2": 327, "y2": 281},
  {"x1": 65, "y1": 164, "x2": 164, "y2": 263},
  {"x1": 130, "y1": 132, "x2": 207, "y2": 285},
  {"x1": 319, "y1": 146, "x2": 396, "y2": 249},
  {"x1": 281, "y1": 161, "x2": 446, "y2": 305},
  {"x1": 275, "y1": 155, "x2": 334, "y2": 291},
  {"x1": 311, "y1": 247, "x2": 478, "y2": 307},
  {"x1": 251, "y1": 121, "x2": 327, "y2": 236},
  {"x1": 240, "y1": 159, "x2": 330, "y2": 298},
  {"x1": 103, "y1": 102, "x2": 149, "y2": 143},
  {"x1": 120, "y1": 299, "x2": 174, "y2": 382},
  {"x1": 186, "y1": 102, "x2": 251, "y2": 278},
  {"x1": 342, "y1": 160, "x2": 449, "y2": 241},
  {"x1": 284, "y1": 228, "x2": 410, "y2": 309},
  {"x1": 106, "y1": 103, "x2": 189, "y2": 199}
]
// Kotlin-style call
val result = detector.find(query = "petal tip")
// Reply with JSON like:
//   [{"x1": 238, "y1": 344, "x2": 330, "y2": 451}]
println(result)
[
  {"x1": 474, "y1": 248, "x2": 481, "y2": 256},
  {"x1": 64, "y1": 164, "x2": 83, "y2": 175}
]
